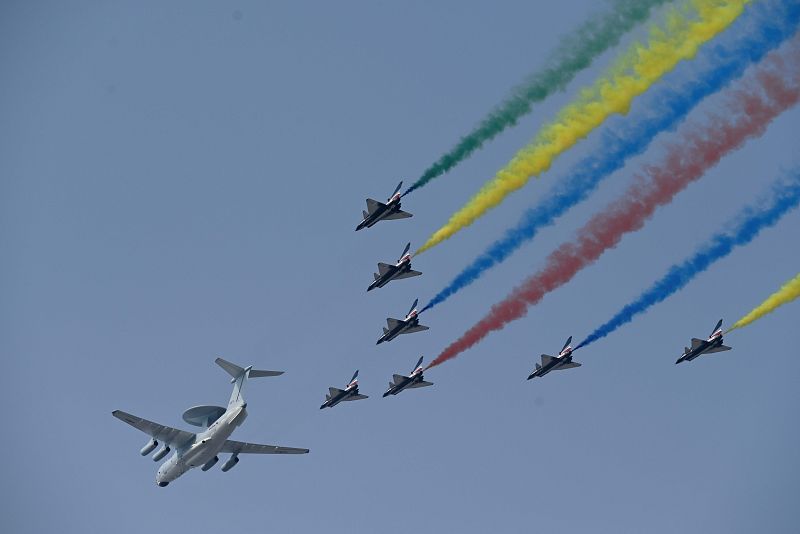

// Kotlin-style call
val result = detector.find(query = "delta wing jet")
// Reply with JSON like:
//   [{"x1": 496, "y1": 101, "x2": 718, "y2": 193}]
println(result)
[
  {"x1": 320, "y1": 370, "x2": 369, "y2": 409},
  {"x1": 112, "y1": 358, "x2": 309, "y2": 487},
  {"x1": 527, "y1": 336, "x2": 581, "y2": 380},
  {"x1": 356, "y1": 181, "x2": 412, "y2": 231},
  {"x1": 368, "y1": 242, "x2": 422, "y2": 292},
  {"x1": 376, "y1": 298, "x2": 429, "y2": 345},
  {"x1": 383, "y1": 356, "x2": 434, "y2": 397},
  {"x1": 676, "y1": 319, "x2": 732, "y2": 364}
]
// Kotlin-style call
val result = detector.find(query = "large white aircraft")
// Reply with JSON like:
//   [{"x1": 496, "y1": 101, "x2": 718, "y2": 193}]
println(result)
[{"x1": 113, "y1": 358, "x2": 309, "y2": 487}]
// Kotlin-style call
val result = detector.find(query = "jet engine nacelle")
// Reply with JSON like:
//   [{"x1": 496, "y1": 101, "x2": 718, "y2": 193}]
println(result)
[
  {"x1": 152, "y1": 445, "x2": 170, "y2": 461},
  {"x1": 140, "y1": 439, "x2": 158, "y2": 456},
  {"x1": 201, "y1": 456, "x2": 219, "y2": 472},
  {"x1": 220, "y1": 454, "x2": 239, "y2": 472}
]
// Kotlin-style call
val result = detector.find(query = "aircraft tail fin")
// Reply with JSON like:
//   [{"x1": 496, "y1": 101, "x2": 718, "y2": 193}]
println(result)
[{"x1": 215, "y1": 357, "x2": 284, "y2": 408}]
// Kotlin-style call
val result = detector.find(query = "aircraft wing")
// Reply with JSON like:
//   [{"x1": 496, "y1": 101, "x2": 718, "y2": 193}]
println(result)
[
  {"x1": 377, "y1": 263, "x2": 394, "y2": 275},
  {"x1": 394, "y1": 270, "x2": 422, "y2": 280},
  {"x1": 401, "y1": 325, "x2": 429, "y2": 334},
  {"x1": 554, "y1": 362, "x2": 581, "y2": 370},
  {"x1": 704, "y1": 345, "x2": 732, "y2": 354},
  {"x1": 329, "y1": 387, "x2": 345, "y2": 397},
  {"x1": 366, "y1": 198, "x2": 385, "y2": 214},
  {"x1": 386, "y1": 318, "x2": 404, "y2": 329},
  {"x1": 383, "y1": 209, "x2": 412, "y2": 220},
  {"x1": 540, "y1": 354, "x2": 556, "y2": 366},
  {"x1": 690, "y1": 338, "x2": 705, "y2": 349},
  {"x1": 112, "y1": 410, "x2": 195, "y2": 447},
  {"x1": 220, "y1": 440, "x2": 309, "y2": 455},
  {"x1": 408, "y1": 380, "x2": 433, "y2": 388},
  {"x1": 344, "y1": 394, "x2": 369, "y2": 401},
  {"x1": 392, "y1": 374, "x2": 409, "y2": 384}
]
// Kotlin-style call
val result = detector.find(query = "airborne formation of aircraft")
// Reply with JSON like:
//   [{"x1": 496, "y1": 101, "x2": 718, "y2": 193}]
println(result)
[
  {"x1": 675, "y1": 319, "x2": 733, "y2": 364},
  {"x1": 111, "y1": 174, "x2": 753, "y2": 489},
  {"x1": 376, "y1": 298, "x2": 429, "y2": 345},
  {"x1": 113, "y1": 358, "x2": 309, "y2": 487}
]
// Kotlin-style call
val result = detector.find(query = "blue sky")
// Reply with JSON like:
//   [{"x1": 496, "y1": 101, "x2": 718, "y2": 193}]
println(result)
[{"x1": 1, "y1": 1, "x2": 798, "y2": 532}]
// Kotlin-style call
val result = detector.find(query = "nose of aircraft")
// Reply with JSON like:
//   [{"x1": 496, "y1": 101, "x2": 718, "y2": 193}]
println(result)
[{"x1": 157, "y1": 481, "x2": 169, "y2": 487}]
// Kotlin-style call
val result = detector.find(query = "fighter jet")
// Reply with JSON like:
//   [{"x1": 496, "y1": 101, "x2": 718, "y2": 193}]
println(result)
[
  {"x1": 527, "y1": 336, "x2": 581, "y2": 380},
  {"x1": 112, "y1": 358, "x2": 309, "y2": 487},
  {"x1": 383, "y1": 356, "x2": 434, "y2": 397},
  {"x1": 320, "y1": 370, "x2": 369, "y2": 409},
  {"x1": 675, "y1": 319, "x2": 732, "y2": 364},
  {"x1": 367, "y1": 242, "x2": 422, "y2": 292},
  {"x1": 356, "y1": 181, "x2": 412, "y2": 231},
  {"x1": 376, "y1": 298, "x2": 429, "y2": 345}
]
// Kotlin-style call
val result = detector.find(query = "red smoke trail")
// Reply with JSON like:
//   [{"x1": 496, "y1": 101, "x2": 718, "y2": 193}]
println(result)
[{"x1": 428, "y1": 38, "x2": 800, "y2": 370}]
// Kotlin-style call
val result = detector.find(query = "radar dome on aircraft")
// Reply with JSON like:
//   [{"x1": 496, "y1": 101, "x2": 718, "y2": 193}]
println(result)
[{"x1": 182, "y1": 405, "x2": 226, "y2": 427}]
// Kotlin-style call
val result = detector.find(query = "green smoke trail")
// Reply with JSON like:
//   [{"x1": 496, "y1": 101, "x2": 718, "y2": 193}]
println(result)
[{"x1": 404, "y1": 0, "x2": 671, "y2": 196}]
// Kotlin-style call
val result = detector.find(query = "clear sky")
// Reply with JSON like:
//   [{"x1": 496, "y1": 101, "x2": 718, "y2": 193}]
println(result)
[{"x1": 1, "y1": 1, "x2": 798, "y2": 533}]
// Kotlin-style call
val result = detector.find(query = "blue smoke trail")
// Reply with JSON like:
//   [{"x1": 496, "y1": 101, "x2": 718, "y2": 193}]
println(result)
[
  {"x1": 421, "y1": 0, "x2": 800, "y2": 313},
  {"x1": 575, "y1": 169, "x2": 800, "y2": 349}
]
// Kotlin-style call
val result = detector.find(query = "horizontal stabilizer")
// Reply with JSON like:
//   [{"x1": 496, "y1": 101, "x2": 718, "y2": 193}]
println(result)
[{"x1": 248, "y1": 369, "x2": 284, "y2": 378}]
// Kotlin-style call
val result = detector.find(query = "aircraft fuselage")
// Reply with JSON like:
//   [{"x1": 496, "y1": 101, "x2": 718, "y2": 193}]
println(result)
[
  {"x1": 676, "y1": 335, "x2": 725, "y2": 364},
  {"x1": 377, "y1": 316, "x2": 419, "y2": 344},
  {"x1": 155, "y1": 404, "x2": 247, "y2": 486},
  {"x1": 383, "y1": 373, "x2": 423, "y2": 396},
  {"x1": 529, "y1": 353, "x2": 573, "y2": 379},
  {"x1": 368, "y1": 261, "x2": 412, "y2": 291},
  {"x1": 357, "y1": 200, "x2": 401, "y2": 231},
  {"x1": 320, "y1": 389, "x2": 359, "y2": 409}
]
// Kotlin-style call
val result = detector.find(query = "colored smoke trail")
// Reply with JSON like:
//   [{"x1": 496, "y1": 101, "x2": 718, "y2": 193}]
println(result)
[
  {"x1": 426, "y1": 40, "x2": 800, "y2": 370},
  {"x1": 727, "y1": 271, "x2": 800, "y2": 332},
  {"x1": 402, "y1": 0, "x2": 671, "y2": 196},
  {"x1": 421, "y1": 0, "x2": 800, "y2": 313},
  {"x1": 416, "y1": 0, "x2": 749, "y2": 254},
  {"x1": 576, "y1": 171, "x2": 800, "y2": 350}
]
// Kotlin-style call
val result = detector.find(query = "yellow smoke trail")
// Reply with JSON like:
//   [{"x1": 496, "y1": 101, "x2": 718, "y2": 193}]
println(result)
[
  {"x1": 728, "y1": 272, "x2": 800, "y2": 332},
  {"x1": 417, "y1": 0, "x2": 749, "y2": 254}
]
